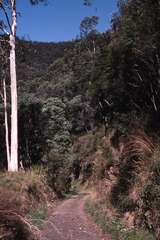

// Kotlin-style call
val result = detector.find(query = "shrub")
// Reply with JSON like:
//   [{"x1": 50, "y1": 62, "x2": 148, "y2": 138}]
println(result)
[
  {"x1": 47, "y1": 151, "x2": 72, "y2": 197},
  {"x1": 93, "y1": 146, "x2": 114, "y2": 181},
  {"x1": 140, "y1": 147, "x2": 160, "y2": 238},
  {"x1": 85, "y1": 200, "x2": 154, "y2": 240}
]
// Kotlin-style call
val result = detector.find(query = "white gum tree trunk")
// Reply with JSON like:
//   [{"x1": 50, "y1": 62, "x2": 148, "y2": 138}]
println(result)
[{"x1": 8, "y1": 0, "x2": 18, "y2": 171}]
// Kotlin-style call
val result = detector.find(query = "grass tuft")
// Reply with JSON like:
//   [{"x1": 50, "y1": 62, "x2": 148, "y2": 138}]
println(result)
[{"x1": 27, "y1": 207, "x2": 48, "y2": 229}]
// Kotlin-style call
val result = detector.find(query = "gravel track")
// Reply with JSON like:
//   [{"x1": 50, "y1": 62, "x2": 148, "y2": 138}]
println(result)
[{"x1": 41, "y1": 193, "x2": 111, "y2": 240}]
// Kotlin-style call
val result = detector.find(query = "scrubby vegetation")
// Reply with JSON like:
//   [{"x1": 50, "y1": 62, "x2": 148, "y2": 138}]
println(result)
[
  {"x1": 86, "y1": 200, "x2": 154, "y2": 240},
  {"x1": 0, "y1": 169, "x2": 54, "y2": 239},
  {"x1": 27, "y1": 207, "x2": 48, "y2": 229},
  {"x1": 77, "y1": 128, "x2": 160, "y2": 239}
]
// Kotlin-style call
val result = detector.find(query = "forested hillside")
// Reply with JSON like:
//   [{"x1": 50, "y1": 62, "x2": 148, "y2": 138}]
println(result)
[{"x1": 0, "y1": 0, "x2": 160, "y2": 239}]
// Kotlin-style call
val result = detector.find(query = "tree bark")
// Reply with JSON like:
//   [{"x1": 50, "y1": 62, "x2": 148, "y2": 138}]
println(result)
[
  {"x1": 9, "y1": 0, "x2": 18, "y2": 171},
  {"x1": 3, "y1": 78, "x2": 10, "y2": 167}
]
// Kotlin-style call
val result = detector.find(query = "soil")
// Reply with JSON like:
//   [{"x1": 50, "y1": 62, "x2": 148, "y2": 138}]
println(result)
[{"x1": 40, "y1": 192, "x2": 111, "y2": 240}]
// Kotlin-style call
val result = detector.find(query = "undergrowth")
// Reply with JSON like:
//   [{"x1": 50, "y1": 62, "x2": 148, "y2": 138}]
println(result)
[
  {"x1": 85, "y1": 200, "x2": 155, "y2": 240},
  {"x1": 0, "y1": 168, "x2": 54, "y2": 239},
  {"x1": 27, "y1": 207, "x2": 48, "y2": 229}
]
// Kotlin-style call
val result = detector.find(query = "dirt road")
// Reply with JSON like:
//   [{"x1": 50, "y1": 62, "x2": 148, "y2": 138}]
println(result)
[{"x1": 40, "y1": 193, "x2": 111, "y2": 240}]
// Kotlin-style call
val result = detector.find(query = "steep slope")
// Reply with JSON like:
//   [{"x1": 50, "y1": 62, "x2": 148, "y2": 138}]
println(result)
[{"x1": 16, "y1": 39, "x2": 75, "y2": 98}]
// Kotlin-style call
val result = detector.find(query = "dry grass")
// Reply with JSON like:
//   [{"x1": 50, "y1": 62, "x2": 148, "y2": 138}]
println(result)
[
  {"x1": 78, "y1": 128, "x2": 160, "y2": 237},
  {"x1": 121, "y1": 130, "x2": 154, "y2": 170},
  {"x1": 0, "y1": 168, "x2": 54, "y2": 240}
]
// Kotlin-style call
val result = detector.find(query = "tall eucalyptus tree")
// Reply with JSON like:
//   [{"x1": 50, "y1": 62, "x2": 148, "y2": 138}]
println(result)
[{"x1": 0, "y1": 0, "x2": 46, "y2": 171}]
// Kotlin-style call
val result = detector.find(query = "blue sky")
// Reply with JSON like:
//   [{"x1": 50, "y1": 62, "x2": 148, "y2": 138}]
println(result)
[{"x1": 17, "y1": 0, "x2": 117, "y2": 42}]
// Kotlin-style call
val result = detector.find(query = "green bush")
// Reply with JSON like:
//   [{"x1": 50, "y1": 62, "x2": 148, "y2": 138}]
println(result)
[
  {"x1": 47, "y1": 151, "x2": 72, "y2": 197},
  {"x1": 42, "y1": 98, "x2": 73, "y2": 197}
]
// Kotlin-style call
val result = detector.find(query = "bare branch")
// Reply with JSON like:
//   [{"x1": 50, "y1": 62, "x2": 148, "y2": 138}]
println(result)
[
  {"x1": 0, "y1": 25, "x2": 9, "y2": 35},
  {"x1": 136, "y1": 71, "x2": 143, "y2": 82}
]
